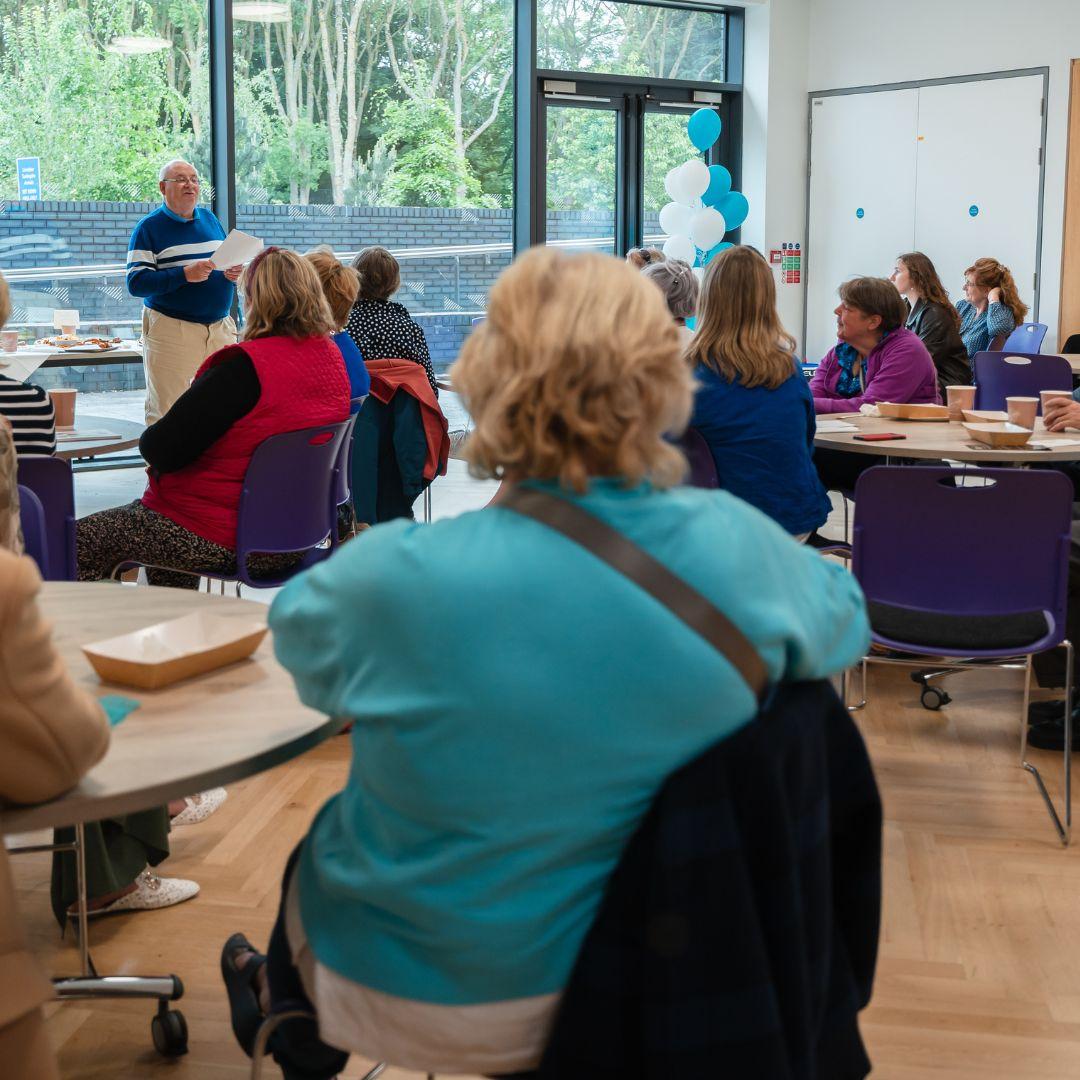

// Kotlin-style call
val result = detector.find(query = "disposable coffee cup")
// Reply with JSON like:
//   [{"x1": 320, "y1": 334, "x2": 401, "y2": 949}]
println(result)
[
  {"x1": 0, "y1": 330, "x2": 17, "y2": 353},
  {"x1": 946, "y1": 384, "x2": 976, "y2": 421},
  {"x1": 1040, "y1": 389, "x2": 1072, "y2": 415},
  {"x1": 48, "y1": 388, "x2": 77, "y2": 430},
  {"x1": 1006, "y1": 396, "x2": 1038, "y2": 429}
]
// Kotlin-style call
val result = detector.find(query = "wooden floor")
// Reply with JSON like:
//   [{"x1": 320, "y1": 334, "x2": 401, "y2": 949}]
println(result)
[{"x1": 12, "y1": 656, "x2": 1080, "y2": 1078}]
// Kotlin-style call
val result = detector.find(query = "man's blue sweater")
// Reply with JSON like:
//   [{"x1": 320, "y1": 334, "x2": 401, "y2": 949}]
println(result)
[{"x1": 126, "y1": 204, "x2": 234, "y2": 324}]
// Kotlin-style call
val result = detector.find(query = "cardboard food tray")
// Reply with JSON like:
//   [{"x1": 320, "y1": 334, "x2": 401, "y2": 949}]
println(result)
[
  {"x1": 83, "y1": 611, "x2": 268, "y2": 690},
  {"x1": 961, "y1": 409, "x2": 1009, "y2": 423},
  {"x1": 961, "y1": 422, "x2": 1034, "y2": 448},
  {"x1": 877, "y1": 402, "x2": 950, "y2": 421}
]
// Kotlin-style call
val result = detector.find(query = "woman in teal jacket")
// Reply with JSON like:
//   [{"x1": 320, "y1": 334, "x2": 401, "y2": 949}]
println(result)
[{"x1": 221, "y1": 248, "x2": 871, "y2": 1079}]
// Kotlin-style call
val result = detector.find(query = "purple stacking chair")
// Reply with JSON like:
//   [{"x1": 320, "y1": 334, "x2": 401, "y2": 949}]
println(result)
[
  {"x1": 972, "y1": 351, "x2": 1072, "y2": 412},
  {"x1": 16, "y1": 484, "x2": 48, "y2": 576},
  {"x1": 851, "y1": 465, "x2": 1074, "y2": 844},
  {"x1": 329, "y1": 411, "x2": 360, "y2": 551},
  {"x1": 1002, "y1": 322, "x2": 1049, "y2": 354},
  {"x1": 120, "y1": 420, "x2": 352, "y2": 592},
  {"x1": 677, "y1": 427, "x2": 719, "y2": 488},
  {"x1": 16, "y1": 455, "x2": 77, "y2": 580}
]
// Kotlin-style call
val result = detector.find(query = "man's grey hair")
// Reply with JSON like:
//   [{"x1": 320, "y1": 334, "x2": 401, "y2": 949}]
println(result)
[
  {"x1": 641, "y1": 258, "x2": 699, "y2": 322},
  {"x1": 159, "y1": 158, "x2": 195, "y2": 182}
]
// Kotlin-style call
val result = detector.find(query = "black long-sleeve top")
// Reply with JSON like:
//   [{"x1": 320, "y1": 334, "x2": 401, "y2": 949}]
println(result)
[
  {"x1": 139, "y1": 347, "x2": 261, "y2": 473},
  {"x1": 906, "y1": 299, "x2": 972, "y2": 397}
]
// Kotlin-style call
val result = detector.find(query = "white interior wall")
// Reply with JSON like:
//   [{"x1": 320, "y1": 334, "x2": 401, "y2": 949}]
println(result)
[{"x1": 742, "y1": 0, "x2": 1080, "y2": 354}]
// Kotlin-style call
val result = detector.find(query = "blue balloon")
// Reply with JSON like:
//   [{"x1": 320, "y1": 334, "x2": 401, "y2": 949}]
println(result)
[
  {"x1": 702, "y1": 165, "x2": 732, "y2": 208},
  {"x1": 702, "y1": 240, "x2": 734, "y2": 266},
  {"x1": 717, "y1": 190, "x2": 749, "y2": 230},
  {"x1": 687, "y1": 108, "x2": 722, "y2": 152}
]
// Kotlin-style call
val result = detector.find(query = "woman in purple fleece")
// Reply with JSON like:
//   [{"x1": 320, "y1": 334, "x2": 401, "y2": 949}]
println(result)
[
  {"x1": 810, "y1": 276, "x2": 940, "y2": 414},
  {"x1": 810, "y1": 276, "x2": 940, "y2": 495}
]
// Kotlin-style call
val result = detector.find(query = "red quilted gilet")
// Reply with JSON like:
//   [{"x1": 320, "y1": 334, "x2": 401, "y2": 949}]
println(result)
[{"x1": 142, "y1": 335, "x2": 350, "y2": 548}]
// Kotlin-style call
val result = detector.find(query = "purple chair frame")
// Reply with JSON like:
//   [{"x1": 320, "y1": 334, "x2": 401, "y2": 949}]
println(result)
[
  {"x1": 17, "y1": 484, "x2": 48, "y2": 576},
  {"x1": 120, "y1": 420, "x2": 352, "y2": 592},
  {"x1": 851, "y1": 465, "x2": 1074, "y2": 844},
  {"x1": 676, "y1": 428, "x2": 719, "y2": 489},
  {"x1": 16, "y1": 455, "x2": 77, "y2": 581},
  {"x1": 1002, "y1": 322, "x2": 1049, "y2": 354},
  {"x1": 972, "y1": 351, "x2": 1072, "y2": 412}
]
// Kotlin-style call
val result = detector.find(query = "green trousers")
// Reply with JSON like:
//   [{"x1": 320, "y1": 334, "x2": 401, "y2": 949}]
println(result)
[{"x1": 50, "y1": 808, "x2": 171, "y2": 926}]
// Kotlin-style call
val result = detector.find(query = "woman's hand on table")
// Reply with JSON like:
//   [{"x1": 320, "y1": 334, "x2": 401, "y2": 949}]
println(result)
[{"x1": 1042, "y1": 397, "x2": 1080, "y2": 432}]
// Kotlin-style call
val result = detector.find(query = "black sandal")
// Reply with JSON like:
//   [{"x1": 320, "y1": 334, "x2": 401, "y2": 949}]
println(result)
[{"x1": 221, "y1": 932, "x2": 269, "y2": 1057}]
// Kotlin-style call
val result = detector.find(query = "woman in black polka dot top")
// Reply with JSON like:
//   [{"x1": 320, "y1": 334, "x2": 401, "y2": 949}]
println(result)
[{"x1": 345, "y1": 246, "x2": 438, "y2": 395}]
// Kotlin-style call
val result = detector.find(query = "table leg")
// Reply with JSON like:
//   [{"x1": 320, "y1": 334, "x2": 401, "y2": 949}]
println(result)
[{"x1": 74, "y1": 821, "x2": 90, "y2": 978}]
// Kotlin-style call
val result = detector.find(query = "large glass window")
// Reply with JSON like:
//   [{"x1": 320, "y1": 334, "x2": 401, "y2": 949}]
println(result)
[
  {"x1": 231, "y1": 0, "x2": 514, "y2": 383},
  {"x1": 0, "y1": 0, "x2": 208, "y2": 392},
  {"x1": 538, "y1": 0, "x2": 726, "y2": 82}
]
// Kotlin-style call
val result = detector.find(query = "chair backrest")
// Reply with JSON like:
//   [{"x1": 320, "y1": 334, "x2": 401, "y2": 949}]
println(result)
[
  {"x1": 852, "y1": 467, "x2": 1071, "y2": 634},
  {"x1": 972, "y1": 351, "x2": 1072, "y2": 411},
  {"x1": 1061, "y1": 333, "x2": 1080, "y2": 355},
  {"x1": 235, "y1": 420, "x2": 352, "y2": 563},
  {"x1": 676, "y1": 428, "x2": 719, "y2": 489},
  {"x1": 15, "y1": 455, "x2": 76, "y2": 580},
  {"x1": 1002, "y1": 322, "x2": 1049, "y2": 353},
  {"x1": 16, "y1": 484, "x2": 48, "y2": 575}
]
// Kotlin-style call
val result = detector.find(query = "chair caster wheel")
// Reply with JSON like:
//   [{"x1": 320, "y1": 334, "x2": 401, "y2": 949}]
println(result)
[
  {"x1": 920, "y1": 687, "x2": 951, "y2": 711},
  {"x1": 151, "y1": 1006, "x2": 188, "y2": 1057}
]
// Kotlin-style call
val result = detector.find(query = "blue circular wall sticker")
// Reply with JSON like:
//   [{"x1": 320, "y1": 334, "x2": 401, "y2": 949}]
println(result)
[
  {"x1": 969, "y1": 204, "x2": 979, "y2": 217},
  {"x1": 856, "y1": 207, "x2": 865, "y2": 219}
]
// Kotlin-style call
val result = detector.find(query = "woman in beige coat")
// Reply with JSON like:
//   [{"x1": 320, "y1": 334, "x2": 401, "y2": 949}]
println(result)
[{"x1": 0, "y1": 417, "x2": 111, "y2": 1079}]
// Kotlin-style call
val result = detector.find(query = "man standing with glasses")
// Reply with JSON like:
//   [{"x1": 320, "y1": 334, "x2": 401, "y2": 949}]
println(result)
[{"x1": 127, "y1": 158, "x2": 243, "y2": 423}]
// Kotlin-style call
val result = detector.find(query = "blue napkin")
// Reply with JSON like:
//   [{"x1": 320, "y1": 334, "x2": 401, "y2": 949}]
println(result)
[{"x1": 99, "y1": 694, "x2": 140, "y2": 727}]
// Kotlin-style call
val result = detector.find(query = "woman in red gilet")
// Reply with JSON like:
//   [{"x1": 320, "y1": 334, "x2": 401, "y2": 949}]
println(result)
[{"x1": 77, "y1": 247, "x2": 351, "y2": 588}]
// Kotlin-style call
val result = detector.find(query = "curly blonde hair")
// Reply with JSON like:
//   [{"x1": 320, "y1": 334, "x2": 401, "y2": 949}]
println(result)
[
  {"x1": 451, "y1": 248, "x2": 693, "y2": 492},
  {"x1": 304, "y1": 248, "x2": 361, "y2": 328},
  {"x1": 240, "y1": 248, "x2": 337, "y2": 341}
]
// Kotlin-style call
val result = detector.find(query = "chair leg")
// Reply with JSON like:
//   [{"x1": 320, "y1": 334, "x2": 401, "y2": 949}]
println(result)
[
  {"x1": 842, "y1": 659, "x2": 868, "y2": 713},
  {"x1": 1022, "y1": 641, "x2": 1073, "y2": 846},
  {"x1": 423, "y1": 487, "x2": 432, "y2": 524}
]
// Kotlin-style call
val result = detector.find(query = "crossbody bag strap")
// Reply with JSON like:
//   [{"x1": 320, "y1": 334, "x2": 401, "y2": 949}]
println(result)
[{"x1": 501, "y1": 486, "x2": 769, "y2": 704}]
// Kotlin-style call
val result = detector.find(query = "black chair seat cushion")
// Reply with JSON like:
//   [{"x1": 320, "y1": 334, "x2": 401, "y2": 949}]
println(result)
[{"x1": 868, "y1": 600, "x2": 1050, "y2": 652}]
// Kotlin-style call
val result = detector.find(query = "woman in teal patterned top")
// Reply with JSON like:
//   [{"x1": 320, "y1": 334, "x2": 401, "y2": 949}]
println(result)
[
  {"x1": 955, "y1": 256, "x2": 1028, "y2": 359},
  {"x1": 220, "y1": 248, "x2": 871, "y2": 1079}
]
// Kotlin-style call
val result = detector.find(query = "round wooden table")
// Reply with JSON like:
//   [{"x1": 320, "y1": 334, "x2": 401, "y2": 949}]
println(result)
[
  {"x1": 813, "y1": 413, "x2": 1080, "y2": 464},
  {"x1": 55, "y1": 414, "x2": 145, "y2": 463},
  {"x1": 1, "y1": 582, "x2": 342, "y2": 834}
]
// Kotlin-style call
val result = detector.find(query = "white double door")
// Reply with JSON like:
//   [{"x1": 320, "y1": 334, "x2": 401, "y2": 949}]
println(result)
[{"x1": 805, "y1": 74, "x2": 1044, "y2": 362}]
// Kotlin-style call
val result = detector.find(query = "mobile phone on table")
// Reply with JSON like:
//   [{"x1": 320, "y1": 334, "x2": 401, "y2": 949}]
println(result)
[{"x1": 852, "y1": 432, "x2": 906, "y2": 441}]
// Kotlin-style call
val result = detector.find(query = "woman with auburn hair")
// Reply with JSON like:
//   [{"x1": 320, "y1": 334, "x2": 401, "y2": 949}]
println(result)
[
  {"x1": 687, "y1": 245, "x2": 829, "y2": 538},
  {"x1": 219, "y1": 248, "x2": 869, "y2": 1078},
  {"x1": 956, "y1": 256, "x2": 1028, "y2": 358},
  {"x1": 305, "y1": 247, "x2": 371, "y2": 413},
  {"x1": 76, "y1": 246, "x2": 351, "y2": 588},
  {"x1": 890, "y1": 252, "x2": 971, "y2": 394}
]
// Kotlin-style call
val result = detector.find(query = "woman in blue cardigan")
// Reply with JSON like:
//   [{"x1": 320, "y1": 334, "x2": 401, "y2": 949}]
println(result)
[
  {"x1": 219, "y1": 248, "x2": 870, "y2": 1079},
  {"x1": 688, "y1": 245, "x2": 830, "y2": 539}
]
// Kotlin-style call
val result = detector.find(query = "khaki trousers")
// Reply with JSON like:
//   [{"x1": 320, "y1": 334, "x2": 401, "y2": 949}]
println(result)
[{"x1": 142, "y1": 308, "x2": 237, "y2": 424}]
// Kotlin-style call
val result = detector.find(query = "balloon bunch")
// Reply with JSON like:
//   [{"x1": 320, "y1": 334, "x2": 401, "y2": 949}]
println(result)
[{"x1": 659, "y1": 108, "x2": 749, "y2": 272}]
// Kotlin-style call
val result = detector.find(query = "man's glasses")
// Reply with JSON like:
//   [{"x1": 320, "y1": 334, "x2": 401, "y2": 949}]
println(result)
[{"x1": 162, "y1": 177, "x2": 200, "y2": 187}]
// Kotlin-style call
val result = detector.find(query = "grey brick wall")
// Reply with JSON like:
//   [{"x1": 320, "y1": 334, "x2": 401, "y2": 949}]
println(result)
[{"x1": 0, "y1": 199, "x2": 645, "y2": 390}]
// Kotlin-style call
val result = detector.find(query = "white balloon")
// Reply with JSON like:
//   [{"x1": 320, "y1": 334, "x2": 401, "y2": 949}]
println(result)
[
  {"x1": 680, "y1": 159, "x2": 711, "y2": 200},
  {"x1": 659, "y1": 202, "x2": 694, "y2": 237},
  {"x1": 663, "y1": 167, "x2": 683, "y2": 203},
  {"x1": 662, "y1": 234, "x2": 696, "y2": 264},
  {"x1": 689, "y1": 207, "x2": 727, "y2": 251}
]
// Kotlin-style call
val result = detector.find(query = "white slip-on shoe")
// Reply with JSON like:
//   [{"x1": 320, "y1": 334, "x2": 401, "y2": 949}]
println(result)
[
  {"x1": 171, "y1": 787, "x2": 228, "y2": 826},
  {"x1": 77, "y1": 869, "x2": 200, "y2": 919}
]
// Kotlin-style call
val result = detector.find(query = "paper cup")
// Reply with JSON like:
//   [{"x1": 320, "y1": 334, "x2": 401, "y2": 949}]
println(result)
[
  {"x1": 1040, "y1": 389, "x2": 1072, "y2": 415},
  {"x1": 0, "y1": 330, "x2": 17, "y2": 353},
  {"x1": 48, "y1": 388, "x2": 77, "y2": 430},
  {"x1": 946, "y1": 385, "x2": 976, "y2": 421},
  {"x1": 1006, "y1": 396, "x2": 1038, "y2": 429}
]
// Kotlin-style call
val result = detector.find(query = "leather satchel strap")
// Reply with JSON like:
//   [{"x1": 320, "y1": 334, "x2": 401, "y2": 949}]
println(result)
[{"x1": 501, "y1": 486, "x2": 769, "y2": 703}]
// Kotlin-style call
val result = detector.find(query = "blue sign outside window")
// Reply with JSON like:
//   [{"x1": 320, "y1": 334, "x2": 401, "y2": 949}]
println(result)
[{"x1": 16, "y1": 157, "x2": 41, "y2": 200}]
